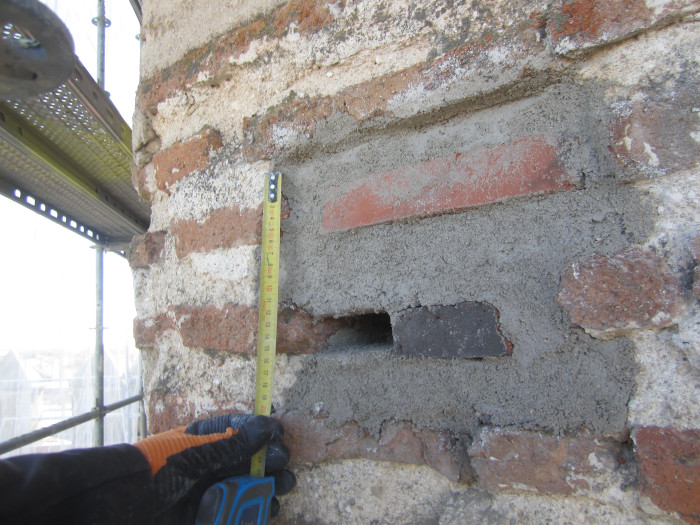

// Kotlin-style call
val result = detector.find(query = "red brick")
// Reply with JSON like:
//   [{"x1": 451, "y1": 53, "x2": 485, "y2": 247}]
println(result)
[
  {"x1": 172, "y1": 198, "x2": 292, "y2": 258},
  {"x1": 175, "y1": 304, "x2": 258, "y2": 354},
  {"x1": 274, "y1": 0, "x2": 335, "y2": 35},
  {"x1": 242, "y1": 95, "x2": 335, "y2": 161},
  {"x1": 469, "y1": 428, "x2": 620, "y2": 495},
  {"x1": 557, "y1": 247, "x2": 683, "y2": 339},
  {"x1": 131, "y1": 164, "x2": 152, "y2": 203},
  {"x1": 241, "y1": 32, "x2": 546, "y2": 161},
  {"x1": 128, "y1": 231, "x2": 167, "y2": 268},
  {"x1": 137, "y1": 1, "x2": 341, "y2": 111},
  {"x1": 148, "y1": 393, "x2": 196, "y2": 434},
  {"x1": 634, "y1": 426, "x2": 700, "y2": 524},
  {"x1": 172, "y1": 206, "x2": 261, "y2": 258},
  {"x1": 610, "y1": 98, "x2": 700, "y2": 179},
  {"x1": 174, "y1": 303, "x2": 351, "y2": 354},
  {"x1": 153, "y1": 127, "x2": 223, "y2": 193},
  {"x1": 277, "y1": 412, "x2": 467, "y2": 481},
  {"x1": 277, "y1": 306, "x2": 349, "y2": 354},
  {"x1": 321, "y1": 135, "x2": 577, "y2": 233},
  {"x1": 133, "y1": 313, "x2": 174, "y2": 349},
  {"x1": 546, "y1": 0, "x2": 690, "y2": 56},
  {"x1": 422, "y1": 430, "x2": 470, "y2": 483}
]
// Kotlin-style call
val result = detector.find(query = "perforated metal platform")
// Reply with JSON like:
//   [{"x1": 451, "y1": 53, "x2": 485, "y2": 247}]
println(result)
[{"x1": 0, "y1": 58, "x2": 149, "y2": 248}]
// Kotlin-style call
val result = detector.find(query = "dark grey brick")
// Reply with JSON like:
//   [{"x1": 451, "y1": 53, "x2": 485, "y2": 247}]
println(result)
[{"x1": 392, "y1": 302, "x2": 512, "y2": 358}]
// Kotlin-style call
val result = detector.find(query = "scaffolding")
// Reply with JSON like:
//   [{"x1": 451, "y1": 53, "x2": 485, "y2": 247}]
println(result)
[{"x1": 0, "y1": 0, "x2": 149, "y2": 455}]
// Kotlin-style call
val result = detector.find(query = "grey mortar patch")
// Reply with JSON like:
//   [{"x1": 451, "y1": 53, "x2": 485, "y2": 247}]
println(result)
[
  {"x1": 281, "y1": 333, "x2": 636, "y2": 437},
  {"x1": 272, "y1": 79, "x2": 657, "y2": 437}
]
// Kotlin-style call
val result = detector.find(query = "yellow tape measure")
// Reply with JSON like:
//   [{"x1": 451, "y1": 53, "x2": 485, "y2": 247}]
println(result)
[{"x1": 251, "y1": 172, "x2": 282, "y2": 477}]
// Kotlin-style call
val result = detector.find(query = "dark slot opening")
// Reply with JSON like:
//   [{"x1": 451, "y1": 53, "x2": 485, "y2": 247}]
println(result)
[{"x1": 327, "y1": 312, "x2": 393, "y2": 349}]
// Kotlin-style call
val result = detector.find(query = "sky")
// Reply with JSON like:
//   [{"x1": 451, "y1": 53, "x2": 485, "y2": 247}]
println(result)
[{"x1": 0, "y1": 1, "x2": 142, "y2": 358}]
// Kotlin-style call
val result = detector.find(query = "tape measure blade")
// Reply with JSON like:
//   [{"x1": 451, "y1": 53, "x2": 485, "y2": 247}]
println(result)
[{"x1": 251, "y1": 172, "x2": 282, "y2": 478}]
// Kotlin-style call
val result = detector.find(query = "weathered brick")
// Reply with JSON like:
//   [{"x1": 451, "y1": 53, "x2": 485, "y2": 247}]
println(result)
[
  {"x1": 277, "y1": 306, "x2": 350, "y2": 354},
  {"x1": 174, "y1": 303, "x2": 350, "y2": 354},
  {"x1": 153, "y1": 127, "x2": 223, "y2": 193},
  {"x1": 321, "y1": 135, "x2": 577, "y2": 233},
  {"x1": 137, "y1": 0, "x2": 340, "y2": 111},
  {"x1": 147, "y1": 393, "x2": 196, "y2": 434},
  {"x1": 557, "y1": 247, "x2": 683, "y2": 339},
  {"x1": 175, "y1": 304, "x2": 258, "y2": 354},
  {"x1": 131, "y1": 163, "x2": 155, "y2": 203},
  {"x1": 693, "y1": 235, "x2": 700, "y2": 300},
  {"x1": 547, "y1": 0, "x2": 689, "y2": 56},
  {"x1": 242, "y1": 95, "x2": 335, "y2": 161},
  {"x1": 610, "y1": 98, "x2": 700, "y2": 179},
  {"x1": 277, "y1": 411, "x2": 468, "y2": 482},
  {"x1": 133, "y1": 313, "x2": 174, "y2": 349},
  {"x1": 273, "y1": 0, "x2": 335, "y2": 35},
  {"x1": 172, "y1": 206, "x2": 261, "y2": 258},
  {"x1": 241, "y1": 22, "x2": 550, "y2": 161},
  {"x1": 634, "y1": 426, "x2": 700, "y2": 524},
  {"x1": 241, "y1": 39, "x2": 546, "y2": 162},
  {"x1": 423, "y1": 21, "x2": 545, "y2": 91},
  {"x1": 469, "y1": 428, "x2": 620, "y2": 495},
  {"x1": 128, "y1": 231, "x2": 167, "y2": 268},
  {"x1": 392, "y1": 302, "x2": 512, "y2": 359}
]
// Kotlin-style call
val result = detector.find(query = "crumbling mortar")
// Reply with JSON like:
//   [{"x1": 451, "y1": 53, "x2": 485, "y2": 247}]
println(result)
[{"x1": 263, "y1": 69, "x2": 572, "y2": 165}]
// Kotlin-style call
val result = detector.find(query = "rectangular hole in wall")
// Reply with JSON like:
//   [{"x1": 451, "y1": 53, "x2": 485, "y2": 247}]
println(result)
[{"x1": 326, "y1": 312, "x2": 393, "y2": 350}]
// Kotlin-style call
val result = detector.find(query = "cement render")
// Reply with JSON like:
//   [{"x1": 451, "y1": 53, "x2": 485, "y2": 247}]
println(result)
[
  {"x1": 281, "y1": 338, "x2": 635, "y2": 437},
  {"x1": 134, "y1": 3, "x2": 699, "y2": 523},
  {"x1": 262, "y1": 79, "x2": 655, "y2": 437}
]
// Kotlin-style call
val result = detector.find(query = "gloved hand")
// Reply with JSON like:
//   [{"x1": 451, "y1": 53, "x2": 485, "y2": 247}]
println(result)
[{"x1": 133, "y1": 414, "x2": 295, "y2": 524}]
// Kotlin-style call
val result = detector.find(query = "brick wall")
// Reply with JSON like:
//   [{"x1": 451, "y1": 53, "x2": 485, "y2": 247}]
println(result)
[{"x1": 132, "y1": 1, "x2": 700, "y2": 523}]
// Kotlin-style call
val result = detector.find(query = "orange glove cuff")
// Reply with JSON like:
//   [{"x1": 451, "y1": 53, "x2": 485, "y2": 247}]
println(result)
[{"x1": 134, "y1": 427, "x2": 237, "y2": 475}]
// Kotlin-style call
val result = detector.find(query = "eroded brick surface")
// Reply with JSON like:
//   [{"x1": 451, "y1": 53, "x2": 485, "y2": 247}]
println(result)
[
  {"x1": 321, "y1": 135, "x2": 577, "y2": 232},
  {"x1": 241, "y1": 44, "x2": 544, "y2": 161},
  {"x1": 546, "y1": 0, "x2": 692, "y2": 56},
  {"x1": 557, "y1": 247, "x2": 682, "y2": 339},
  {"x1": 128, "y1": 231, "x2": 167, "y2": 268},
  {"x1": 549, "y1": 0, "x2": 649, "y2": 51},
  {"x1": 137, "y1": 0, "x2": 341, "y2": 111},
  {"x1": 610, "y1": 98, "x2": 700, "y2": 179},
  {"x1": 634, "y1": 426, "x2": 700, "y2": 524},
  {"x1": 174, "y1": 304, "x2": 349, "y2": 354},
  {"x1": 172, "y1": 206, "x2": 262, "y2": 258},
  {"x1": 175, "y1": 304, "x2": 258, "y2": 354},
  {"x1": 153, "y1": 127, "x2": 223, "y2": 193},
  {"x1": 469, "y1": 427, "x2": 621, "y2": 495},
  {"x1": 278, "y1": 411, "x2": 468, "y2": 481},
  {"x1": 148, "y1": 393, "x2": 196, "y2": 434},
  {"x1": 392, "y1": 302, "x2": 512, "y2": 359},
  {"x1": 133, "y1": 313, "x2": 174, "y2": 349},
  {"x1": 277, "y1": 307, "x2": 350, "y2": 354},
  {"x1": 132, "y1": 163, "x2": 155, "y2": 202}
]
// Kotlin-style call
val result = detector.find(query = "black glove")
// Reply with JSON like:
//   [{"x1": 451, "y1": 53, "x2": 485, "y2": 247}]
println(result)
[{"x1": 134, "y1": 415, "x2": 295, "y2": 524}]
